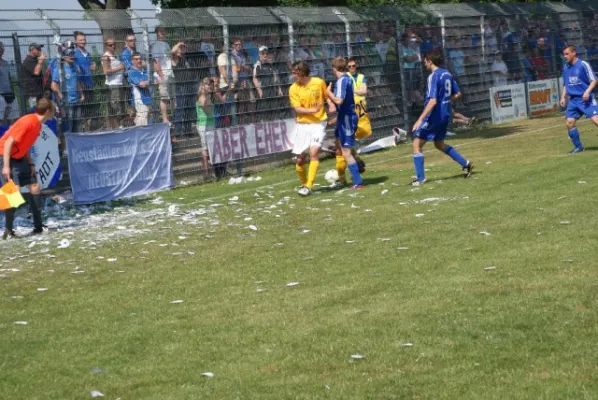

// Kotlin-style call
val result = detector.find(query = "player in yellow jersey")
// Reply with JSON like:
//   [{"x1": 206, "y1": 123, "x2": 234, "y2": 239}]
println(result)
[{"x1": 289, "y1": 61, "x2": 329, "y2": 196}]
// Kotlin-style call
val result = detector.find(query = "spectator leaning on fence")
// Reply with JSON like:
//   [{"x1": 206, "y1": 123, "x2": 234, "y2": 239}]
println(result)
[
  {"x1": 128, "y1": 52, "x2": 151, "y2": 126},
  {"x1": 73, "y1": 31, "x2": 97, "y2": 132},
  {"x1": 253, "y1": 46, "x2": 282, "y2": 122},
  {"x1": 491, "y1": 52, "x2": 508, "y2": 87},
  {"x1": 122, "y1": 33, "x2": 141, "y2": 72},
  {"x1": 102, "y1": 37, "x2": 125, "y2": 129},
  {"x1": 20, "y1": 43, "x2": 46, "y2": 110},
  {"x1": 217, "y1": 43, "x2": 237, "y2": 90},
  {"x1": 51, "y1": 43, "x2": 84, "y2": 134},
  {"x1": 0, "y1": 42, "x2": 15, "y2": 125},
  {"x1": 196, "y1": 77, "x2": 215, "y2": 178},
  {"x1": 151, "y1": 26, "x2": 174, "y2": 126}
]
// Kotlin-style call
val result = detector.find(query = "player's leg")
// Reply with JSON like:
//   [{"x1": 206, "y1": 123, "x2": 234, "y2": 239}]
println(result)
[
  {"x1": 1, "y1": 157, "x2": 16, "y2": 239},
  {"x1": 434, "y1": 140, "x2": 473, "y2": 177},
  {"x1": 334, "y1": 140, "x2": 347, "y2": 185},
  {"x1": 304, "y1": 122, "x2": 326, "y2": 193},
  {"x1": 339, "y1": 115, "x2": 363, "y2": 188},
  {"x1": 296, "y1": 152, "x2": 308, "y2": 185},
  {"x1": 565, "y1": 117, "x2": 584, "y2": 153},
  {"x1": 412, "y1": 136, "x2": 427, "y2": 185},
  {"x1": 292, "y1": 124, "x2": 309, "y2": 189},
  {"x1": 565, "y1": 98, "x2": 584, "y2": 153}
]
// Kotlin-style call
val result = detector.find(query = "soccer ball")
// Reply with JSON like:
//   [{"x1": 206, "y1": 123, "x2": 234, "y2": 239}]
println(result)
[{"x1": 324, "y1": 169, "x2": 339, "y2": 185}]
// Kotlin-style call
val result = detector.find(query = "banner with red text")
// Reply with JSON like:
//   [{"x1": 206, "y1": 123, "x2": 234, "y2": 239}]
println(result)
[{"x1": 206, "y1": 119, "x2": 296, "y2": 164}]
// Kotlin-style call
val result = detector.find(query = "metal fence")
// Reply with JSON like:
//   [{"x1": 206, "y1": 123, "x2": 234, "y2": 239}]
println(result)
[{"x1": 0, "y1": 2, "x2": 597, "y2": 187}]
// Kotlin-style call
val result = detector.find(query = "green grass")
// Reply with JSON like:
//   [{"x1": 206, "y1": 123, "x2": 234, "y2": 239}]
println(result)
[{"x1": 1, "y1": 115, "x2": 598, "y2": 399}]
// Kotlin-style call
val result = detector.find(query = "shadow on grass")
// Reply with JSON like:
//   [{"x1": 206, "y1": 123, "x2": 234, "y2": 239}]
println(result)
[
  {"x1": 363, "y1": 176, "x2": 390, "y2": 185},
  {"x1": 440, "y1": 170, "x2": 482, "y2": 181}
]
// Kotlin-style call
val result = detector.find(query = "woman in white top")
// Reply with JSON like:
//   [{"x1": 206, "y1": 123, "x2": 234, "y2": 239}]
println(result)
[{"x1": 102, "y1": 37, "x2": 125, "y2": 129}]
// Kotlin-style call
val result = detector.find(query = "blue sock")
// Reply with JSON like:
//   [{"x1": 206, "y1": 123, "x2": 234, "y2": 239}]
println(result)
[
  {"x1": 444, "y1": 145, "x2": 468, "y2": 168},
  {"x1": 568, "y1": 127, "x2": 583, "y2": 149},
  {"x1": 413, "y1": 152, "x2": 425, "y2": 182},
  {"x1": 347, "y1": 162, "x2": 363, "y2": 185}
]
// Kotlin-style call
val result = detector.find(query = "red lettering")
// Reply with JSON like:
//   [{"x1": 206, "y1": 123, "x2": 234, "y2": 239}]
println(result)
[
  {"x1": 211, "y1": 130, "x2": 222, "y2": 164},
  {"x1": 230, "y1": 127, "x2": 240, "y2": 160},
  {"x1": 239, "y1": 126, "x2": 249, "y2": 158},
  {"x1": 255, "y1": 124, "x2": 265, "y2": 156}
]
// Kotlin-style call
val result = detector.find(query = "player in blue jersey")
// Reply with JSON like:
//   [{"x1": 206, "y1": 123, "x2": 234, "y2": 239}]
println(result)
[
  {"x1": 411, "y1": 50, "x2": 473, "y2": 185},
  {"x1": 326, "y1": 56, "x2": 364, "y2": 190},
  {"x1": 560, "y1": 45, "x2": 598, "y2": 153}
]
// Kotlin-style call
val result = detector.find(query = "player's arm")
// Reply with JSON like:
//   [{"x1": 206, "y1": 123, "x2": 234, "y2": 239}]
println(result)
[
  {"x1": 50, "y1": 66, "x2": 62, "y2": 102},
  {"x1": 2, "y1": 136, "x2": 15, "y2": 180},
  {"x1": 326, "y1": 81, "x2": 344, "y2": 106},
  {"x1": 451, "y1": 77, "x2": 462, "y2": 103},
  {"x1": 289, "y1": 87, "x2": 322, "y2": 115},
  {"x1": 354, "y1": 83, "x2": 367, "y2": 96}
]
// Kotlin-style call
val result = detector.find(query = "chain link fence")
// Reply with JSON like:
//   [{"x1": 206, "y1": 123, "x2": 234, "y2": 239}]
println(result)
[{"x1": 0, "y1": 2, "x2": 597, "y2": 189}]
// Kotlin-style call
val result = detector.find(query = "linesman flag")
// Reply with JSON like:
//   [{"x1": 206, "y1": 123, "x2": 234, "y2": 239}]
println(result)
[{"x1": 0, "y1": 180, "x2": 26, "y2": 210}]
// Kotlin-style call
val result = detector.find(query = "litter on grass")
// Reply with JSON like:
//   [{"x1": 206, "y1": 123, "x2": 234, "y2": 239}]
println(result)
[
  {"x1": 201, "y1": 372, "x2": 215, "y2": 378},
  {"x1": 484, "y1": 266, "x2": 497, "y2": 271},
  {"x1": 170, "y1": 300, "x2": 184, "y2": 304},
  {"x1": 91, "y1": 390, "x2": 104, "y2": 397},
  {"x1": 287, "y1": 282, "x2": 300, "y2": 287},
  {"x1": 350, "y1": 354, "x2": 365, "y2": 359}
]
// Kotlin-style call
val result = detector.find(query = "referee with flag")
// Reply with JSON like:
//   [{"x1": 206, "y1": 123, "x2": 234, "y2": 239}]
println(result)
[{"x1": 1, "y1": 97, "x2": 55, "y2": 239}]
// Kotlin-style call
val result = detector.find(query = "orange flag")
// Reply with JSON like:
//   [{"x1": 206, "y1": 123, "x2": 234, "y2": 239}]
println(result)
[{"x1": 0, "y1": 180, "x2": 26, "y2": 210}]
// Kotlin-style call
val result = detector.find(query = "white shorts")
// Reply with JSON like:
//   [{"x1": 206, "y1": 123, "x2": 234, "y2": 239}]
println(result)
[
  {"x1": 196, "y1": 125, "x2": 210, "y2": 150},
  {"x1": 292, "y1": 121, "x2": 327, "y2": 155}
]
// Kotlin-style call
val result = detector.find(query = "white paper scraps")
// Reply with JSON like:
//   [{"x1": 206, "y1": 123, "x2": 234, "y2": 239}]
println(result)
[
  {"x1": 170, "y1": 300, "x2": 184, "y2": 304},
  {"x1": 397, "y1": 247, "x2": 409, "y2": 250},
  {"x1": 302, "y1": 230, "x2": 311, "y2": 234},
  {"x1": 287, "y1": 282, "x2": 300, "y2": 287},
  {"x1": 415, "y1": 214, "x2": 425, "y2": 217},
  {"x1": 558, "y1": 196, "x2": 568, "y2": 200},
  {"x1": 377, "y1": 238, "x2": 391, "y2": 242},
  {"x1": 345, "y1": 240, "x2": 356, "y2": 244},
  {"x1": 91, "y1": 368, "x2": 104, "y2": 374},
  {"x1": 578, "y1": 181, "x2": 587, "y2": 184},
  {"x1": 486, "y1": 161, "x2": 492, "y2": 165},
  {"x1": 96, "y1": 256, "x2": 105, "y2": 260},
  {"x1": 560, "y1": 221, "x2": 571, "y2": 225},
  {"x1": 14, "y1": 321, "x2": 28, "y2": 325},
  {"x1": 365, "y1": 209, "x2": 372, "y2": 212},
  {"x1": 273, "y1": 243, "x2": 284, "y2": 246},
  {"x1": 107, "y1": 258, "x2": 117, "y2": 262},
  {"x1": 229, "y1": 196, "x2": 239, "y2": 201},
  {"x1": 479, "y1": 231, "x2": 491, "y2": 236},
  {"x1": 484, "y1": 266, "x2": 496, "y2": 271},
  {"x1": 562, "y1": 259, "x2": 574, "y2": 263},
  {"x1": 11, "y1": 296, "x2": 24, "y2": 299},
  {"x1": 351, "y1": 203, "x2": 359, "y2": 209},
  {"x1": 178, "y1": 236, "x2": 187, "y2": 240},
  {"x1": 37, "y1": 288, "x2": 48, "y2": 292},
  {"x1": 256, "y1": 288, "x2": 266, "y2": 293},
  {"x1": 91, "y1": 390, "x2": 104, "y2": 397},
  {"x1": 350, "y1": 354, "x2": 365, "y2": 359},
  {"x1": 397, "y1": 343, "x2": 414, "y2": 347},
  {"x1": 201, "y1": 372, "x2": 215, "y2": 378},
  {"x1": 247, "y1": 225, "x2": 258, "y2": 231},
  {"x1": 57, "y1": 239, "x2": 71, "y2": 249},
  {"x1": 381, "y1": 189, "x2": 389, "y2": 195},
  {"x1": 244, "y1": 217, "x2": 253, "y2": 221},
  {"x1": 28, "y1": 241, "x2": 36, "y2": 249}
]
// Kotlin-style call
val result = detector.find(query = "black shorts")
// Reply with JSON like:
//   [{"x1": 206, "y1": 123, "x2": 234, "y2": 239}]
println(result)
[
  {"x1": 0, "y1": 157, "x2": 37, "y2": 187},
  {"x1": 1, "y1": 93, "x2": 15, "y2": 104}
]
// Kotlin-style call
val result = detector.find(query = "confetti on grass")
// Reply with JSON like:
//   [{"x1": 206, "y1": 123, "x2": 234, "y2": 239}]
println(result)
[
  {"x1": 287, "y1": 282, "x2": 300, "y2": 287},
  {"x1": 397, "y1": 343, "x2": 414, "y2": 348},
  {"x1": 14, "y1": 321, "x2": 28, "y2": 325},
  {"x1": 351, "y1": 354, "x2": 365, "y2": 359},
  {"x1": 484, "y1": 266, "x2": 496, "y2": 271},
  {"x1": 91, "y1": 391, "x2": 104, "y2": 397},
  {"x1": 201, "y1": 372, "x2": 215, "y2": 378},
  {"x1": 170, "y1": 300, "x2": 184, "y2": 304},
  {"x1": 479, "y1": 231, "x2": 491, "y2": 236}
]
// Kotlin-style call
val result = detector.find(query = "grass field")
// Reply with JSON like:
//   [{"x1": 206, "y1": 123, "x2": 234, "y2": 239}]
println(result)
[{"x1": 1, "y1": 115, "x2": 598, "y2": 399}]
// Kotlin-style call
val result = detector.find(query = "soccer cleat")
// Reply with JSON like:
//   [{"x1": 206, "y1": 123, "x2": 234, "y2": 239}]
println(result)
[
  {"x1": 568, "y1": 147, "x2": 584, "y2": 154},
  {"x1": 349, "y1": 184, "x2": 365, "y2": 190},
  {"x1": 329, "y1": 181, "x2": 346, "y2": 190},
  {"x1": 356, "y1": 158, "x2": 366, "y2": 174},
  {"x1": 463, "y1": 162, "x2": 474, "y2": 178},
  {"x1": 31, "y1": 225, "x2": 49, "y2": 235},
  {"x1": 411, "y1": 177, "x2": 427, "y2": 186},
  {"x1": 2, "y1": 230, "x2": 17, "y2": 240},
  {"x1": 297, "y1": 185, "x2": 312, "y2": 196}
]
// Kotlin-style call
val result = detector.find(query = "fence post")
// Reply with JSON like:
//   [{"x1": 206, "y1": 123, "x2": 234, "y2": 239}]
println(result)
[
  {"x1": 480, "y1": 15, "x2": 486, "y2": 85},
  {"x1": 11, "y1": 33, "x2": 26, "y2": 117},
  {"x1": 333, "y1": 8, "x2": 352, "y2": 58},
  {"x1": 395, "y1": 19, "x2": 410, "y2": 132}
]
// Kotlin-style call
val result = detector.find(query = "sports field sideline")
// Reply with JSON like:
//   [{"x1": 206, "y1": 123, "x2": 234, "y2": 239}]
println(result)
[{"x1": 1, "y1": 114, "x2": 597, "y2": 399}]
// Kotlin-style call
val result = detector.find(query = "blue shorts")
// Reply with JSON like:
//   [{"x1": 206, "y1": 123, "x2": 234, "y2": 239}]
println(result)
[
  {"x1": 335, "y1": 113, "x2": 358, "y2": 148},
  {"x1": 413, "y1": 120, "x2": 449, "y2": 142},
  {"x1": 565, "y1": 97, "x2": 598, "y2": 119}
]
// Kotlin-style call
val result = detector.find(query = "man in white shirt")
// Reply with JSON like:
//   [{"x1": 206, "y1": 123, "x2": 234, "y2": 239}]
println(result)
[
  {"x1": 491, "y1": 52, "x2": 509, "y2": 87},
  {"x1": 151, "y1": 26, "x2": 173, "y2": 125},
  {"x1": 101, "y1": 37, "x2": 125, "y2": 129},
  {"x1": 217, "y1": 43, "x2": 238, "y2": 90}
]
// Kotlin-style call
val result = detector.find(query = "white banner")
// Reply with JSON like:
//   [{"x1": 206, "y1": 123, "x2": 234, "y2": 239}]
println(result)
[
  {"x1": 206, "y1": 119, "x2": 296, "y2": 164},
  {"x1": 490, "y1": 83, "x2": 528, "y2": 125},
  {"x1": 527, "y1": 78, "x2": 559, "y2": 117}
]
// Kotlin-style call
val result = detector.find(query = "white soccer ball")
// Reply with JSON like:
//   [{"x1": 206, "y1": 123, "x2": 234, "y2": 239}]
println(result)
[{"x1": 324, "y1": 169, "x2": 339, "y2": 185}]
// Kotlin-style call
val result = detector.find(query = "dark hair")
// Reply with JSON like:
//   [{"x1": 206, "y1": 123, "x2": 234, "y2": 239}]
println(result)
[
  {"x1": 424, "y1": 50, "x2": 443, "y2": 67},
  {"x1": 155, "y1": 26, "x2": 164, "y2": 34},
  {"x1": 564, "y1": 45, "x2": 577, "y2": 53},
  {"x1": 132, "y1": 51, "x2": 142, "y2": 58},
  {"x1": 331, "y1": 56, "x2": 348, "y2": 72},
  {"x1": 35, "y1": 97, "x2": 54, "y2": 115},
  {"x1": 74, "y1": 31, "x2": 85, "y2": 39},
  {"x1": 347, "y1": 57, "x2": 357, "y2": 64},
  {"x1": 292, "y1": 61, "x2": 310, "y2": 77}
]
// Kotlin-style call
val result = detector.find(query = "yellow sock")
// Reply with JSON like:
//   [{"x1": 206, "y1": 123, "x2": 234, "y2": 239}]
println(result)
[
  {"x1": 336, "y1": 155, "x2": 347, "y2": 183},
  {"x1": 306, "y1": 160, "x2": 320, "y2": 189},
  {"x1": 296, "y1": 164, "x2": 307, "y2": 185}
]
